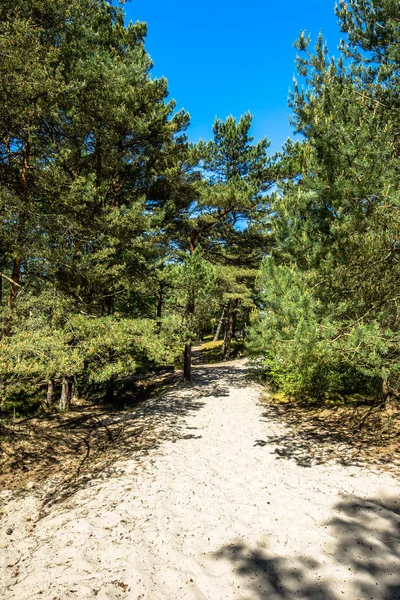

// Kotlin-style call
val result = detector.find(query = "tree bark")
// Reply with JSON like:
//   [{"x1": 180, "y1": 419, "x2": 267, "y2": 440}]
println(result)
[
  {"x1": 232, "y1": 306, "x2": 237, "y2": 339},
  {"x1": 213, "y1": 307, "x2": 225, "y2": 342},
  {"x1": 222, "y1": 299, "x2": 238, "y2": 360},
  {"x1": 382, "y1": 379, "x2": 390, "y2": 399},
  {"x1": 46, "y1": 379, "x2": 54, "y2": 411},
  {"x1": 60, "y1": 376, "x2": 73, "y2": 411},
  {"x1": 4, "y1": 258, "x2": 21, "y2": 337}
]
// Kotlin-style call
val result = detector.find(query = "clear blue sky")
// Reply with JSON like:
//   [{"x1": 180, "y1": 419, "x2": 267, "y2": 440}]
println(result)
[{"x1": 125, "y1": 0, "x2": 344, "y2": 153}]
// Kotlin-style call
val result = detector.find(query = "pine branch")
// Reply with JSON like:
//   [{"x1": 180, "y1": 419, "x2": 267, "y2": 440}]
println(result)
[{"x1": 0, "y1": 273, "x2": 22, "y2": 287}]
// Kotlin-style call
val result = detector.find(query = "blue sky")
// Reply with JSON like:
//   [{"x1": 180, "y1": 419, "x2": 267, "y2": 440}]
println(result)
[{"x1": 125, "y1": 1, "x2": 344, "y2": 153}]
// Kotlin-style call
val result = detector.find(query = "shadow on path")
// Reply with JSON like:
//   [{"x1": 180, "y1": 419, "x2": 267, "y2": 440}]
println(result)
[
  {"x1": 1, "y1": 369, "x2": 212, "y2": 510},
  {"x1": 190, "y1": 360, "x2": 250, "y2": 398},
  {"x1": 211, "y1": 495, "x2": 400, "y2": 599},
  {"x1": 258, "y1": 403, "x2": 400, "y2": 470}
]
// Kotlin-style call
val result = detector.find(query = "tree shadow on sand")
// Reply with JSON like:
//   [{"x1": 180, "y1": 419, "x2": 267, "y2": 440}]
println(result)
[
  {"x1": 33, "y1": 361, "x2": 249, "y2": 509},
  {"x1": 211, "y1": 495, "x2": 400, "y2": 599},
  {"x1": 257, "y1": 402, "x2": 400, "y2": 470},
  {"x1": 1, "y1": 374, "x2": 207, "y2": 511},
  {"x1": 1, "y1": 360, "x2": 250, "y2": 510},
  {"x1": 191, "y1": 361, "x2": 251, "y2": 398}
]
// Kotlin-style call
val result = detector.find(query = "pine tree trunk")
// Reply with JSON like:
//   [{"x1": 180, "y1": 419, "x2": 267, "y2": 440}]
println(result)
[
  {"x1": 382, "y1": 379, "x2": 390, "y2": 399},
  {"x1": 213, "y1": 307, "x2": 225, "y2": 342},
  {"x1": 183, "y1": 343, "x2": 191, "y2": 381},
  {"x1": 222, "y1": 308, "x2": 234, "y2": 360},
  {"x1": 60, "y1": 376, "x2": 73, "y2": 411},
  {"x1": 4, "y1": 258, "x2": 21, "y2": 337},
  {"x1": 222, "y1": 300, "x2": 238, "y2": 360},
  {"x1": 232, "y1": 306, "x2": 237, "y2": 339},
  {"x1": 46, "y1": 379, "x2": 54, "y2": 410}
]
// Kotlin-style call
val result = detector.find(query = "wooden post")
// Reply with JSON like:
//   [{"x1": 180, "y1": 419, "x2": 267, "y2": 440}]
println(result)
[{"x1": 183, "y1": 343, "x2": 192, "y2": 381}]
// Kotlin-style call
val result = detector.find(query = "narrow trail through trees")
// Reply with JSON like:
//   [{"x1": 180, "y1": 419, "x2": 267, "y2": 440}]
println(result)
[{"x1": 1, "y1": 360, "x2": 400, "y2": 600}]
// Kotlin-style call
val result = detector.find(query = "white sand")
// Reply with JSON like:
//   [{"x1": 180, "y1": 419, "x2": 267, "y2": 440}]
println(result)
[{"x1": 1, "y1": 359, "x2": 399, "y2": 600}]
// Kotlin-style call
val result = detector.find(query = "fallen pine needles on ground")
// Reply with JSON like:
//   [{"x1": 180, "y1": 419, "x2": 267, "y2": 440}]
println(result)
[
  {"x1": 259, "y1": 393, "x2": 400, "y2": 472},
  {"x1": 0, "y1": 371, "x2": 180, "y2": 507}
]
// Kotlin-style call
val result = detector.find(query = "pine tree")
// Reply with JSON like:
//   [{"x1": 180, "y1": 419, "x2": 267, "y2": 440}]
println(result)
[
  {"x1": 164, "y1": 114, "x2": 273, "y2": 377},
  {"x1": 198, "y1": 114, "x2": 272, "y2": 359},
  {"x1": 249, "y1": 1, "x2": 400, "y2": 398},
  {"x1": 0, "y1": 0, "x2": 191, "y2": 411}
]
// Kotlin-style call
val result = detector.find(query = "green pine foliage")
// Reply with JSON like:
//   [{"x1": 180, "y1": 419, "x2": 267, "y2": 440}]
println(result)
[
  {"x1": 2, "y1": 0, "x2": 397, "y2": 413},
  {"x1": 248, "y1": 259, "x2": 389, "y2": 398},
  {"x1": 0, "y1": 0, "x2": 193, "y2": 411},
  {"x1": 248, "y1": 0, "x2": 400, "y2": 400},
  {"x1": 0, "y1": 1, "x2": 272, "y2": 410},
  {"x1": 0, "y1": 315, "x2": 182, "y2": 412}
]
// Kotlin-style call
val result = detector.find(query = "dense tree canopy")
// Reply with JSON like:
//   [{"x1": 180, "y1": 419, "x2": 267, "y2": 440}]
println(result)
[
  {"x1": 0, "y1": 0, "x2": 272, "y2": 410},
  {"x1": 1, "y1": 0, "x2": 398, "y2": 414}
]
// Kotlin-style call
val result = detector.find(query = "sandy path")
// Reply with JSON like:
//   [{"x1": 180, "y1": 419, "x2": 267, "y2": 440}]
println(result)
[{"x1": 1, "y1": 359, "x2": 400, "y2": 600}]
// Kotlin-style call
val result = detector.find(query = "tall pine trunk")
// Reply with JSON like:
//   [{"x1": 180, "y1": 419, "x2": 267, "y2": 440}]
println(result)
[
  {"x1": 60, "y1": 376, "x2": 73, "y2": 411},
  {"x1": 222, "y1": 299, "x2": 238, "y2": 360},
  {"x1": 213, "y1": 306, "x2": 225, "y2": 342},
  {"x1": 232, "y1": 306, "x2": 237, "y2": 339}
]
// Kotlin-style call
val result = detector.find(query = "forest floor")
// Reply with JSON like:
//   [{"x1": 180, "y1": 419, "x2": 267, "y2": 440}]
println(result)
[{"x1": 1, "y1": 357, "x2": 400, "y2": 600}]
